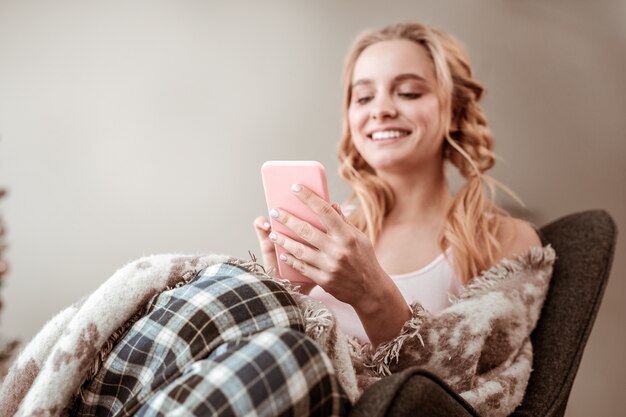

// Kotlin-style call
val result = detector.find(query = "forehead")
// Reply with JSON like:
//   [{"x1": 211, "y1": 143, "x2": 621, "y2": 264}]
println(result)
[{"x1": 352, "y1": 39, "x2": 436, "y2": 85}]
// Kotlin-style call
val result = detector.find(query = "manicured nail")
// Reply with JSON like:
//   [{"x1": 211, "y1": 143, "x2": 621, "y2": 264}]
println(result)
[
  {"x1": 263, "y1": 222, "x2": 271, "y2": 230},
  {"x1": 269, "y1": 232, "x2": 277, "y2": 241},
  {"x1": 270, "y1": 209, "x2": 279, "y2": 218},
  {"x1": 291, "y1": 184, "x2": 302, "y2": 193},
  {"x1": 279, "y1": 254, "x2": 287, "y2": 261}
]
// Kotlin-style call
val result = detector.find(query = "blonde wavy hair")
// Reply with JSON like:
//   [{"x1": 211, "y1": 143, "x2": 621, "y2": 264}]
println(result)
[{"x1": 338, "y1": 22, "x2": 510, "y2": 285}]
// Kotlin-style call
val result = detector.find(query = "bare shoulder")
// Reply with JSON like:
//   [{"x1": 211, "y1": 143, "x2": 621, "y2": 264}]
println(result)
[{"x1": 496, "y1": 215, "x2": 543, "y2": 261}]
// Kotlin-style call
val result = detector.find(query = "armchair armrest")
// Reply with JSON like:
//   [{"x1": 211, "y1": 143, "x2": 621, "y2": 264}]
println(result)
[{"x1": 349, "y1": 367, "x2": 479, "y2": 417}]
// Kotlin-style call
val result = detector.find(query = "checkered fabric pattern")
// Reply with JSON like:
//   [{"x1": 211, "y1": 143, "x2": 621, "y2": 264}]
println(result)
[{"x1": 75, "y1": 262, "x2": 350, "y2": 417}]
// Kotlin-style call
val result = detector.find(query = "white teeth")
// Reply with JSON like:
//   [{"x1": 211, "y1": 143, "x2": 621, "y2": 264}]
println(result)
[{"x1": 371, "y1": 130, "x2": 409, "y2": 140}]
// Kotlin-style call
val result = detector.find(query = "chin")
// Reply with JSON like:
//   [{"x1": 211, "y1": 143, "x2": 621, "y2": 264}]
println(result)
[{"x1": 365, "y1": 156, "x2": 411, "y2": 173}]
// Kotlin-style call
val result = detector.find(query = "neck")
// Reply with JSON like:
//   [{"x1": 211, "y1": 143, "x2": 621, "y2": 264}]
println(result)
[{"x1": 377, "y1": 160, "x2": 454, "y2": 227}]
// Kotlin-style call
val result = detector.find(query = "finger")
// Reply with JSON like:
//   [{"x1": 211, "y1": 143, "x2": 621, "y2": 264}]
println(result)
[
  {"x1": 278, "y1": 251, "x2": 324, "y2": 285},
  {"x1": 253, "y1": 217, "x2": 278, "y2": 267},
  {"x1": 256, "y1": 233, "x2": 276, "y2": 254},
  {"x1": 253, "y1": 217, "x2": 273, "y2": 247},
  {"x1": 269, "y1": 230, "x2": 323, "y2": 269},
  {"x1": 254, "y1": 216, "x2": 272, "y2": 232},
  {"x1": 331, "y1": 203, "x2": 348, "y2": 222},
  {"x1": 290, "y1": 184, "x2": 346, "y2": 232},
  {"x1": 269, "y1": 208, "x2": 327, "y2": 250}
]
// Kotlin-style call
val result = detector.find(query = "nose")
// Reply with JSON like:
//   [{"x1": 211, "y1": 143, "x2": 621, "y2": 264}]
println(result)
[{"x1": 371, "y1": 95, "x2": 398, "y2": 120}]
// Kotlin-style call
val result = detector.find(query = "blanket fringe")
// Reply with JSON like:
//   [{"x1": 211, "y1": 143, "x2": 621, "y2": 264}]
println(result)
[
  {"x1": 451, "y1": 245, "x2": 556, "y2": 303},
  {"x1": 301, "y1": 299, "x2": 334, "y2": 339},
  {"x1": 367, "y1": 304, "x2": 428, "y2": 377},
  {"x1": 227, "y1": 252, "x2": 273, "y2": 279},
  {"x1": 230, "y1": 252, "x2": 309, "y2": 294}
]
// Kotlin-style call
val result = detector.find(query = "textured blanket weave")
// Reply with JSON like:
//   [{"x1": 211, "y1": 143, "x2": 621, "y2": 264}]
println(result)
[{"x1": 0, "y1": 246, "x2": 555, "y2": 417}]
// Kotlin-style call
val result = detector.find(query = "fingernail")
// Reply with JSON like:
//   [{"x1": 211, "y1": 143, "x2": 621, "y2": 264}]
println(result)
[
  {"x1": 270, "y1": 209, "x2": 279, "y2": 218},
  {"x1": 279, "y1": 254, "x2": 287, "y2": 261},
  {"x1": 269, "y1": 232, "x2": 277, "y2": 241},
  {"x1": 263, "y1": 222, "x2": 271, "y2": 230},
  {"x1": 291, "y1": 184, "x2": 302, "y2": 193}
]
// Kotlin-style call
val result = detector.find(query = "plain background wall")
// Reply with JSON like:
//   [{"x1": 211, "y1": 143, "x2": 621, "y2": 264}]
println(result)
[{"x1": 0, "y1": 0, "x2": 624, "y2": 415}]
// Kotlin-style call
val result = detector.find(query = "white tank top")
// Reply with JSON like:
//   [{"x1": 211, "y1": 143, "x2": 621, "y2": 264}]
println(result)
[{"x1": 308, "y1": 248, "x2": 462, "y2": 343}]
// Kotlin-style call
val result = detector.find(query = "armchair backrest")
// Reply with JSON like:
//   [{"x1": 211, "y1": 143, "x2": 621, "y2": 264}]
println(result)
[{"x1": 511, "y1": 210, "x2": 617, "y2": 417}]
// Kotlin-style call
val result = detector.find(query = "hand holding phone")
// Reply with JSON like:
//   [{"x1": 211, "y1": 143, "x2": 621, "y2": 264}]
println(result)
[{"x1": 261, "y1": 161, "x2": 330, "y2": 283}]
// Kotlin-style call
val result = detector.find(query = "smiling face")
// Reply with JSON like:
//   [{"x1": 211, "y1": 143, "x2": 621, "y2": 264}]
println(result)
[{"x1": 348, "y1": 39, "x2": 446, "y2": 174}]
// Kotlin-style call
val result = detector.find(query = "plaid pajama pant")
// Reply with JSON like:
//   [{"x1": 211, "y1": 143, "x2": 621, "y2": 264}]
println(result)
[{"x1": 75, "y1": 263, "x2": 351, "y2": 417}]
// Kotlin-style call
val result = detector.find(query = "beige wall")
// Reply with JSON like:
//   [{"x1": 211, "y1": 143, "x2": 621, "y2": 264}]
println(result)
[{"x1": 0, "y1": 0, "x2": 623, "y2": 415}]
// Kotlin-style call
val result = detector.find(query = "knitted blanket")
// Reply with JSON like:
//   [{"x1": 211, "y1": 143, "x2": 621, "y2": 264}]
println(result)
[{"x1": 0, "y1": 246, "x2": 554, "y2": 417}]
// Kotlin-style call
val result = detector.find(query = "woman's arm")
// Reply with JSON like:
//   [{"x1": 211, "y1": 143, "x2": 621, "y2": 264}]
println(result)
[{"x1": 351, "y1": 273, "x2": 413, "y2": 347}]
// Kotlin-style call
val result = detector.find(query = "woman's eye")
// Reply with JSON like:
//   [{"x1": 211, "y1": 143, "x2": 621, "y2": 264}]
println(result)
[
  {"x1": 399, "y1": 92, "x2": 422, "y2": 99},
  {"x1": 356, "y1": 96, "x2": 373, "y2": 105}
]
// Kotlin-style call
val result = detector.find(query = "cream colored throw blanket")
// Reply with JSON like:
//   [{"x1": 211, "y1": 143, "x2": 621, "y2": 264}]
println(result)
[{"x1": 0, "y1": 246, "x2": 555, "y2": 417}]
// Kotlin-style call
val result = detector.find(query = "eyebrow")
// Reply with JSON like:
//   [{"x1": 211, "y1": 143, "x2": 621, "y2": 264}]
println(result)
[{"x1": 351, "y1": 73, "x2": 428, "y2": 88}]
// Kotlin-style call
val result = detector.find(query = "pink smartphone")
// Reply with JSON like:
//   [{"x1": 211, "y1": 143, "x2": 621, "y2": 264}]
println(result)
[{"x1": 261, "y1": 161, "x2": 330, "y2": 283}]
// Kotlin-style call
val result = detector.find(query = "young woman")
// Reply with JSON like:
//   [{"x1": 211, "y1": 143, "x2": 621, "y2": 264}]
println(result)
[
  {"x1": 5, "y1": 21, "x2": 550, "y2": 417},
  {"x1": 254, "y1": 22, "x2": 542, "y2": 349}
]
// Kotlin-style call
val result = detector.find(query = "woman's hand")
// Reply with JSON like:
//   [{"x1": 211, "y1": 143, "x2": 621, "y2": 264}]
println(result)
[
  {"x1": 254, "y1": 215, "x2": 318, "y2": 294},
  {"x1": 268, "y1": 184, "x2": 412, "y2": 346},
  {"x1": 253, "y1": 215, "x2": 280, "y2": 277},
  {"x1": 267, "y1": 185, "x2": 377, "y2": 308}
]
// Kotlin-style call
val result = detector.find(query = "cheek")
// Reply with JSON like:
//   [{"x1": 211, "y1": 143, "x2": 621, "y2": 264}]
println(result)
[
  {"x1": 419, "y1": 96, "x2": 442, "y2": 125},
  {"x1": 347, "y1": 109, "x2": 366, "y2": 153},
  {"x1": 402, "y1": 96, "x2": 442, "y2": 133},
  {"x1": 348, "y1": 107, "x2": 367, "y2": 136},
  {"x1": 348, "y1": 109, "x2": 368, "y2": 149}
]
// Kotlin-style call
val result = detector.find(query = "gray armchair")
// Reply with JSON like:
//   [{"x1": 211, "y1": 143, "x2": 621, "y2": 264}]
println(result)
[{"x1": 349, "y1": 210, "x2": 617, "y2": 417}]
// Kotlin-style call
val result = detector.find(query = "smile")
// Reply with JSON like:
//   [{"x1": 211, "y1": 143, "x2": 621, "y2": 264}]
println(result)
[{"x1": 368, "y1": 130, "x2": 411, "y2": 141}]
